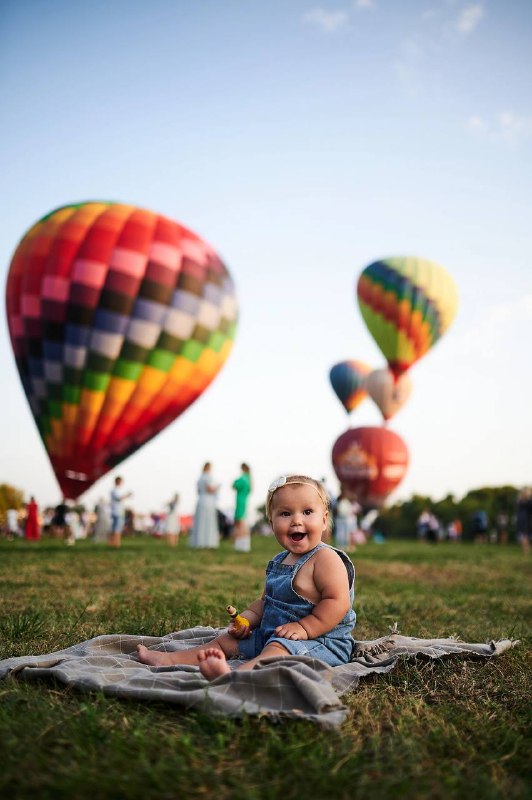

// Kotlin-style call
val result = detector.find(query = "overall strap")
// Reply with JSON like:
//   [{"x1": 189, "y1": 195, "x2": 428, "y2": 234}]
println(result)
[{"x1": 291, "y1": 543, "x2": 326, "y2": 575}]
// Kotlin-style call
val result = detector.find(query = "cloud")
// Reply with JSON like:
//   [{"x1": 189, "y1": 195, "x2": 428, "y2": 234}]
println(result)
[
  {"x1": 467, "y1": 112, "x2": 532, "y2": 146},
  {"x1": 467, "y1": 114, "x2": 488, "y2": 133},
  {"x1": 354, "y1": 0, "x2": 375, "y2": 9},
  {"x1": 445, "y1": 295, "x2": 532, "y2": 362},
  {"x1": 498, "y1": 111, "x2": 532, "y2": 146},
  {"x1": 303, "y1": 8, "x2": 350, "y2": 32},
  {"x1": 394, "y1": 39, "x2": 424, "y2": 95},
  {"x1": 456, "y1": 3, "x2": 484, "y2": 35}
]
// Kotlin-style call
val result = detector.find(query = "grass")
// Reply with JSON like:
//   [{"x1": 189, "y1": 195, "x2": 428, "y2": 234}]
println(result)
[{"x1": 0, "y1": 536, "x2": 529, "y2": 800}]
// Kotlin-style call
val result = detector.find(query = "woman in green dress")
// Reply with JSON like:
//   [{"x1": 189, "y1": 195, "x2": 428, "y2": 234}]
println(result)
[{"x1": 232, "y1": 463, "x2": 252, "y2": 552}]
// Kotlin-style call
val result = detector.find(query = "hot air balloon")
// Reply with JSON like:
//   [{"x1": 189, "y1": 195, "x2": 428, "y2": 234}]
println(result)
[
  {"x1": 365, "y1": 368, "x2": 412, "y2": 422},
  {"x1": 6, "y1": 202, "x2": 238, "y2": 499},
  {"x1": 329, "y1": 360, "x2": 371, "y2": 414},
  {"x1": 357, "y1": 257, "x2": 458, "y2": 380},
  {"x1": 331, "y1": 427, "x2": 409, "y2": 508}
]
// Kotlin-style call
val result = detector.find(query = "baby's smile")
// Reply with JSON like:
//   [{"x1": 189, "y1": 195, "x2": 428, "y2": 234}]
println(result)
[{"x1": 289, "y1": 533, "x2": 306, "y2": 542}]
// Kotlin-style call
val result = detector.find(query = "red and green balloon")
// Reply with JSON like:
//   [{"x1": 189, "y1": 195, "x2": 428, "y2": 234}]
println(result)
[{"x1": 6, "y1": 202, "x2": 238, "y2": 499}]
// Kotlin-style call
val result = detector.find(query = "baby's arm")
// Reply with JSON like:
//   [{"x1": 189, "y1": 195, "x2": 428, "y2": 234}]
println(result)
[
  {"x1": 228, "y1": 596, "x2": 264, "y2": 639},
  {"x1": 275, "y1": 549, "x2": 351, "y2": 640}
]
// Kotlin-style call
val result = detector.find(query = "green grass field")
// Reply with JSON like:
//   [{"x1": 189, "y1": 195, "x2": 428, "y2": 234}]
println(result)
[{"x1": 0, "y1": 536, "x2": 529, "y2": 800}]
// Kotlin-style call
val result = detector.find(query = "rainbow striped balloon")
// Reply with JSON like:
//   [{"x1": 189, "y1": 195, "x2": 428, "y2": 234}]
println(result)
[
  {"x1": 357, "y1": 257, "x2": 458, "y2": 379},
  {"x1": 6, "y1": 202, "x2": 238, "y2": 499}
]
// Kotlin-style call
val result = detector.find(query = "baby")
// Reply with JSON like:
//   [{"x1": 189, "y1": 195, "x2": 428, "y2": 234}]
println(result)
[{"x1": 137, "y1": 474, "x2": 356, "y2": 679}]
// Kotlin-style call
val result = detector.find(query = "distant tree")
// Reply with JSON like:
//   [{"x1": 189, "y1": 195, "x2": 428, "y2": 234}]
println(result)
[
  {"x1": 0, "y1": 483, "x2": 25, "y2": 525},
  {"x1": 374, "y1": 485, "x2": 519, "y2": 540}
]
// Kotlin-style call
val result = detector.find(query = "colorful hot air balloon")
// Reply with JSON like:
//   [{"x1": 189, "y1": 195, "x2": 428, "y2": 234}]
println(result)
[
  {"x1": 331, "y1": 426, "x2": 409, "y2": 508},
  {"x1": 365, "y1": 368, "x2": 412, "y2": 422},
  {"x1": 357, "y1": 257, "x2": 458, "y2": 379},
  {"x1": 6, "y1": 202, "x2": 238, "y2": 499},
  {"x1": 329, "y1": 360, "x2": 371, "y2": 414}
]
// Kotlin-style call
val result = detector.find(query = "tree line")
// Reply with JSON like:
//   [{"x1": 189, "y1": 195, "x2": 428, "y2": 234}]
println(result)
[{"x1": 373, "y1": 485, "x2": 519, "y2": 540}]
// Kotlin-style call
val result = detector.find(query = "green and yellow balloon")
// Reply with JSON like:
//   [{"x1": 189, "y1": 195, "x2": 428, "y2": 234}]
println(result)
[{"x1": 357, "y1": 256, "x2": 458, "y2": 380}]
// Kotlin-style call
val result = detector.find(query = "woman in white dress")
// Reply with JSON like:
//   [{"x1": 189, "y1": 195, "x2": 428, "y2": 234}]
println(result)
[{"x1": 189, "y1": 463, "x2": 220, "y2": 549}]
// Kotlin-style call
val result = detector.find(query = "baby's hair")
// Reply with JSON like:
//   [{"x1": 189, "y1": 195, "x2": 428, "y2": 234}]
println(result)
[{"x1": 266, "y1": 474, "x2": 331, "y2": 533}]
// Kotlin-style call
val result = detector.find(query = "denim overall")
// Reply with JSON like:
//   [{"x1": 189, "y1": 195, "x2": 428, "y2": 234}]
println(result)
[{"x1": 238, "y1": 543, "x2": 356, "y2": 666}]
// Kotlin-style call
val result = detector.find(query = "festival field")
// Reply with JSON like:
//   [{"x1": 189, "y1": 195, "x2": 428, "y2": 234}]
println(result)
[{"x1": 0, "y1": 536, "x2": 529, "y2": 800}]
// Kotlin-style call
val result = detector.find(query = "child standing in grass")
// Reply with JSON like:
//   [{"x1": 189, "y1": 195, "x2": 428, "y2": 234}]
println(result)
[{"x1": 137, "y1": 475, "x2": 356, "y2": 680}]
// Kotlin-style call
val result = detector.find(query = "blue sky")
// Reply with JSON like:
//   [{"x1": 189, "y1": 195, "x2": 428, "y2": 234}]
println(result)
[{"x1": 1, "y1": 0, "x2": 531, "y2": 519}]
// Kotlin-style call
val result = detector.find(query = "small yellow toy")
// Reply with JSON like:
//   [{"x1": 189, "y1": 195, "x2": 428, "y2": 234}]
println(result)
[{"x1": 226, "y1": 605, "x2": 250, "y2": 633}]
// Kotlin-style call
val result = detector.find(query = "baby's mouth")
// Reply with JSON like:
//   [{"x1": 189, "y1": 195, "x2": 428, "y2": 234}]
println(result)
[{"x1": 290, "y1": 533, "x2": 306, "y2": 542}]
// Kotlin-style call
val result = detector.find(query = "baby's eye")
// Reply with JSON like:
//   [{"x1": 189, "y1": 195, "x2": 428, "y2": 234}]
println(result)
[
  {"x1": 303, "y1": 508, "x2": 314, "y2": 515},
  {"x1": 279, "y1": 511, "x2": 290, "y2": 517}
]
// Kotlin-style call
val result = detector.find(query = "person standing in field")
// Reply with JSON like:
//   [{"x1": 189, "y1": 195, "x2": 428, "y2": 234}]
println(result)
[
  {"x1": 6, "y1": 508, "x2": 20, "y2": 538},
  {"x1": 189, "y1": 463, "x2": 220, "y2": 549},
  {"x1": 93, "y1": 497, "x2": 110, "y2": 543},
  {"x1": 108, "y1": 476, "x2": 133, "y2": 549},
  {"x1": 334, "y1": 493, "x2": 357, "y2": 549},
  {"x1": 232, "y1": 463, "x2": 252, "y2": 553},
  {"x1": 164, "y1": 493, "x2": 180, "y2": 547},
  {"x1": 24, "y1": 497, "x2": 40, "y2": 541},
  {"x1": 51, "y1": 501, "x2": 68, "y2": 539},
  {"x1": 137, "y1": 474, "x2": 356, "y2": 681},
  {"x1": 516, "y1": 487, "x2": 532, "y2": 555}
]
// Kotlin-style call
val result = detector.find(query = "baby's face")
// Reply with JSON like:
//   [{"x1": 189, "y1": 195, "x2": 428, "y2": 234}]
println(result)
[{"x1": 269, "y1": 484, "x2": 328, "y2": 556}]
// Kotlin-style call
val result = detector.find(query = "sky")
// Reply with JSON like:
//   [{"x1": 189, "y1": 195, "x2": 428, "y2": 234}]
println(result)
[{"x1": 1, "y1": 0, "x2": 531, "y2": 521}]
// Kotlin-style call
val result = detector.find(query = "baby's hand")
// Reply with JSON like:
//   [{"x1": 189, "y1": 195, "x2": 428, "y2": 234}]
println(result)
[
  {"x1": 274, "y1": 622, "x2": 308, "y2": 640},
  {"x1": 228, "y1": 622, "x2": 251, "y2": 639}
]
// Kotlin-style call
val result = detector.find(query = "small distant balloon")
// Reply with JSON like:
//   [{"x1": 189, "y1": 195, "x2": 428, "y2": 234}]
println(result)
[
  {"x1": 329, "y1": 360, "x2": 371, "y2": 414},
  {"x1": 6, "y1": 202, "x2": 238, "y2": 499},
  {"x1": 357, "y1": 256, "x2": 458, "y2": 379},
  {"x1": 365, "y1": 368, "x2": 412, "y2": 422},
  {"x1": 331, "y1": 426, "x2": 409, "y2": 508}
]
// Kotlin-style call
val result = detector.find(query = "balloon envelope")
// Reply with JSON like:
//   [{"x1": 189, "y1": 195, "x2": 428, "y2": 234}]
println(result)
[
  {"x1": 329, "y1": 360, "x2": 371, "y2": 413},
  {"x1": 357, "y1": 256, "x2": 458, "y2": 379},
  {"x1": 365, "y1": 368, "x2": 412, "y2": 422},
  {"x1": 6, "y1": 202, "x2": 238, "y2": 498},
  {"x1": 331, "y1": 426, "x2": 409, "y2": 507}
]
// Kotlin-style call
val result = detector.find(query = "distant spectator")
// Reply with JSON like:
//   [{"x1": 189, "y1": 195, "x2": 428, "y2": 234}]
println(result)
[
  {"x1": 416, "y1": 510, "x2": 431, "y2": 540},
  {"x1": 447, "y1": 518, "x2": 462, "y2": 543},
  {"x1": 164, "y1": 493, "x2": 180, "y2": 547},
  {"x1": 516, "y1": 488, "x2": 532, "y2": 555},
  {"x1": 471, "y1": 509, "x2": 489, "y2": 543},
  {"x1": 51, "y1": 502, "x2": 68, "y2": 539},
  {"x1": 6, "y1": 508, "x2": 20, "y2": 537},
  {"x1": 24, "y1": 496, "x2": 40, "y2": 541},
  {"x1": 93, "y1": 497, "x2": 110, "y2": 543},
  {"x1": 109, "y1": 476, "x2": 133, "y2": 549},
  {"x1": 65, "y1": 508, "x2": 80, "y2": 546},
  {"x1": 427, "y1": 512, "x2": 440, "y2": 544},
  {"x1": 42, "y1": 507, "x2": 54, "y2": 537},
  {"x1": 335, "y1": 494, "x2": 358, "y2": 550},
  {"x1": 232, "y1": 463, "x2": 252, "y2": 553},
  {"x1": 189, "y1": 463, "x2": 220, "y2": 549},
  {"x1": 495, "y1": 512, "x2": 509, "y2": 545}
]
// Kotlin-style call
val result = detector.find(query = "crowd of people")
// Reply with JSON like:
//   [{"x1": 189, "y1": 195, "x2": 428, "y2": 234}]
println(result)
[
  {"x1": 0, "y1": 462, "x2": 255, "y2": 551},
  {"x1": 415, "y1": 497, "x2": 532, "y2": 552},
  {"x1": 2, "y1": 476, "x2": 532, "y2": 555}
]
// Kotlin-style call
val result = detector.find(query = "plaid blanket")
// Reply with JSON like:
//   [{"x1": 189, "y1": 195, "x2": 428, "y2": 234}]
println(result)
[{"x1": 0, "y1": 626, "x2": 517, "y2": 728}]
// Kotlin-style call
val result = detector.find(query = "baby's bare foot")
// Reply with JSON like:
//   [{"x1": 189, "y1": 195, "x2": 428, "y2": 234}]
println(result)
[
  {"x1": 136, "y1": 644, "x2": 175, "y2": 666},
  {"x1": 197, "y1": 647, "x2": 231, "y2": 680}
]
